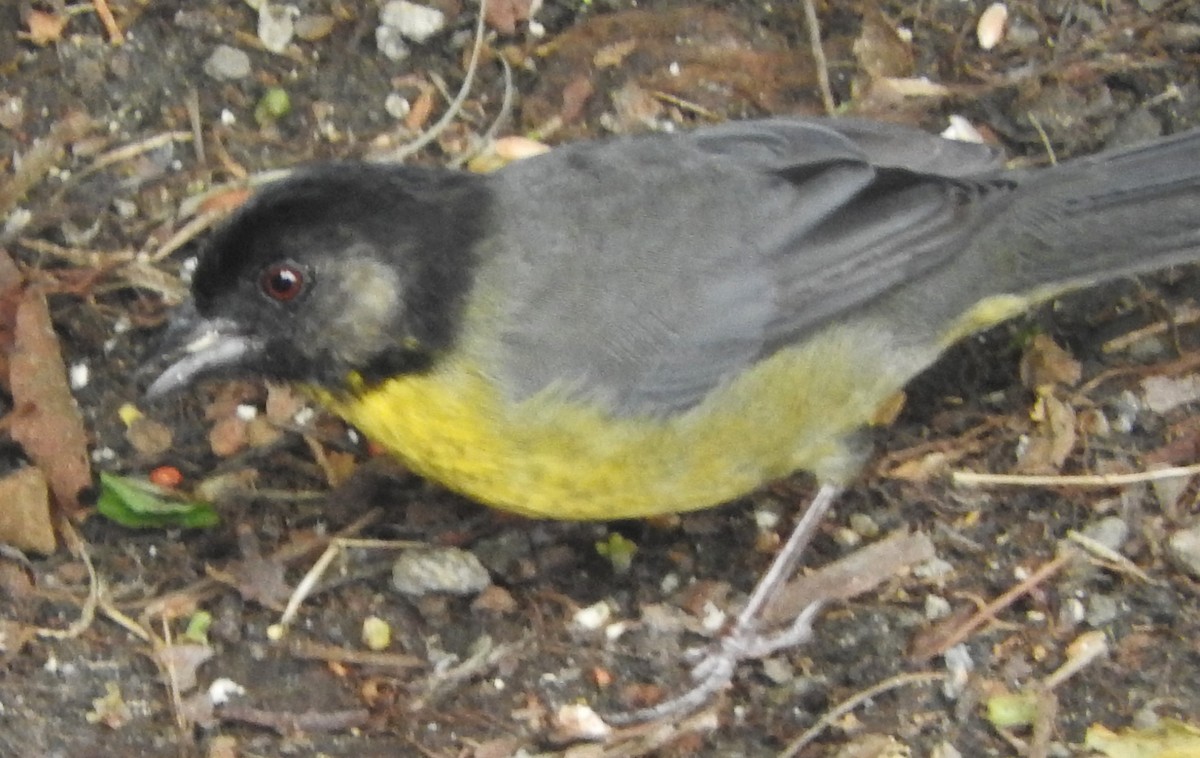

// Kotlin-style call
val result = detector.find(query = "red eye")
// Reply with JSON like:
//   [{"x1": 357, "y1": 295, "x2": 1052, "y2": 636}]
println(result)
[{"x1": 260, "y1": 262, "x2": 305, "y2": 302}]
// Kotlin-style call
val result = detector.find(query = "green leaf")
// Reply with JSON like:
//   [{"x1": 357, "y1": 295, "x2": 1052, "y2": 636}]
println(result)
[
  {"x1": 254, "y1": 86, "x2": 291, "y2": 126},
  {"x1": 96, "y1": 472, "x2": 219, "y2": 529},
  {"x1": 595, "y1": 532, "x2": 638, "y2": 574}
]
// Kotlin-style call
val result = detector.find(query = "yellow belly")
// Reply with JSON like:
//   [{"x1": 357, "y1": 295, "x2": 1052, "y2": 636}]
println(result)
[{"x1": 315, "y1": 326, "x2": 912, "y2": 521}]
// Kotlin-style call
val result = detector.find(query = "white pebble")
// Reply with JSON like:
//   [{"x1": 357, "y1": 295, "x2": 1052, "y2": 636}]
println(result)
[
  {"x1": 977, "y1": 3, "x2": 1008, "y2": 50},
  {"x1": 69, "y1": 362, "x2": 89, "y2": 390}
]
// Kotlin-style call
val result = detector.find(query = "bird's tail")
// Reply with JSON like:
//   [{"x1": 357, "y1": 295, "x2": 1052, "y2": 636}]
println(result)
[{"x1": 998, "y1": 127, "x2": 1200, "y2": 292}]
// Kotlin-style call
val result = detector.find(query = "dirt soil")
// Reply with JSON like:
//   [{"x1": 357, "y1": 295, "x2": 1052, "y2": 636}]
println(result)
[{"x1": 2, "y1": 0, "x2": 1200, "y2": 756}]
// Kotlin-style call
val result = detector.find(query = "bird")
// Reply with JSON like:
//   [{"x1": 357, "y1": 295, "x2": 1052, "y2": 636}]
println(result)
[{"x1": 146, "y1": 116, "x2": 1200, "y2": 718}]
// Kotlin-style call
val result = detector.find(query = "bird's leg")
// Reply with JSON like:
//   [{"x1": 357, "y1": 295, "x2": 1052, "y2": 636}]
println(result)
[{"x1": 607, "y1": 483, "x2": 842, "y2": 724}]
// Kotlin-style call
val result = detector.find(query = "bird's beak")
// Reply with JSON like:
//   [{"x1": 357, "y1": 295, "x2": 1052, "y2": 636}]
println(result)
[{"x1": 144, "y1": 303, "x2": 262, "y2": 398}]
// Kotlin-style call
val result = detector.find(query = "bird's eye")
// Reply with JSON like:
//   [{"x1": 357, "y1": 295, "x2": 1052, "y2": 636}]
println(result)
[{"x1": 259, "y1": 262, "x2": 305, "y2": 302}]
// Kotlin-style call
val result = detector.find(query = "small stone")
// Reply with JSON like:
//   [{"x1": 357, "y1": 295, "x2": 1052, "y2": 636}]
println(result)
[
  {"x1": 203, "y1": 45, "x2": 251, "y2": 81},
  {"x1": 0, "y1": 93, "x2": 25, "y2": 130},
  {"x1": 1167, "y1": 523, "x2": 1200, "y2": 579},
  {"x1": 848, "y1": 512, "x2": 880, "y2": 539},
  {"x1": 380, "y1": 0, "x2": 446, "y2": 43},
  {"x1": 571, "y1": 600, "x2": 612, "y2": 632},
  {"x1": 1085, "y1": 594, "x2": 1120, "y2": 627},
  {"x1": 761, "y1": 657, "x2": 794, "y2": 684},
  {"x1": 925, "y1": 594, "x2": 951, "y2": 620},
  {"x1": 384, "y1": 93, "x2": 411, "y2": 120},
  {"x1": 1080, "y1": 516, "x2": 1129, "y2": 552},
  {"x1": 977, "y1": 3, "x2": 1008, "y2": 50},
  {"x1": 294, "y1": 14, "x2": 335, "y2": 41},
  {"x1": 258, "y1": 3, "x2": 298, "y2": 53},
  {"x1": 375, "y1": 25, "x2": 410, "y2": 61},
  {"x1": 391, "y1": 547, "x2": 490, "y2": 596},
  {"x1": 361, "y1": 616, "x2": 391, "y2": 650}
]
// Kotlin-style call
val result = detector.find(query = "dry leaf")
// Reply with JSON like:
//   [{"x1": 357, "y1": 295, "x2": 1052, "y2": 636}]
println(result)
[
  {"x1": 1020, "y1": 334, "x2": 1082, "y2": 390},
  {"x1": 264, "y1": 383, "x2": 306, "y2": 423},
  {"x1": 404, "y1": 86, "x2": 435, "y2": 132},
  {"x1": 765, "y1": 530, "x2": 935, "y2": 624},
  {"x1": 155, "y1": 642, "x2": 215, "y2": 693},
  {"x1": 9, "y1": 287, "x2": 92, "y2": 513},
  {"x1": 483, "y1": 0, "x2": 533, "y2": 35},
  {"x1": 197, "y1": 187, "x2": 252, "y2": 216},
  {"x1": 888, "y1": 451, "x2": 951, "y2": 483},
  {"x1": 208, "y1": 416, "x2": 249, "y2": 457},
  {"x1": 21, "y1": 10, "x2": 69, "y2": 46},
  {"x1": 593, "y1": 39, "x2": 637, "y2": 68},
  {"x1": 853, "y1": 6, "x2": 914, "y2": 80},
  {"x1": 0, "y1": 467, "x2": 57, "y2": 555},
  {"x1": 559, "y1": 75, "x2": 594, "y2": 125},
  {"x1": 126, "y1": 417, "x2": 174, "y2": 457},
  {"x1": 1017, "y1": 392, "x2": 1077, "y2": 473}
]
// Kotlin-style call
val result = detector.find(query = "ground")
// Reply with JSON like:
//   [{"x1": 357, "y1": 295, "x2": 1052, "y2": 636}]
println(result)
[{"x1": 1, "y1": 0, "x2": 1200, "y2": 756}]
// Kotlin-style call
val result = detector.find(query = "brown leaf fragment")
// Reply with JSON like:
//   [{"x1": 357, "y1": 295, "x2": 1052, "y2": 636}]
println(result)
[
  {"x1": 1020, "y1": 335, "x2": 1082, "y2": 391},
  {"x1": 0, "y1": 618, "x2": 37, "y2": 658},
  {"x1": 1017, "y1": 392, "x2": 1077, "y2": 473},
  {"x1": 264, "y1": 383, "x2": 306, "y2": 424},
  {"x1": 208, "y1": 416, "x2": 248, "y2": 457},
  {"x1": 208, "y1": 526, "x2": 291, "y2": 609},
  {"x1": 483, "y1": 0, "x2": 532, "y2": 35},
  {"x1": 0, "y1": 250, "x2": 23, "y2": 390},
  {"x1": 125, "y1": 417, "x2": 174, "y2": 457},
  {"x1": 155, "y1": 642, "x2": 215, "y2": 693},
  {"x1": 8, "y1": 288, "x2": 91, "y2": 513},
  {"x1": 764, "y1": 530, "x2": 936, "y2": 625},
  {"x1": 559, "y1": 75, "x2": 594, "y2": 126},
  {"x1": 593, "y1": 38, "x2": 638, "y2": 69},
  {"x1": 20, "y1": 10, "x2": 68, "y2": 46},
  {"x1": 0, "y1": 467, "x2": 57, "y2": 555},
  {"x1": 853, "y1": 6, "x2": 915, "y2": 80}
]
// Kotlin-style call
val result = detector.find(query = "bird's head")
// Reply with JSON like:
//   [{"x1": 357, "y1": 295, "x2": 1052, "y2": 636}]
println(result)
[{"x1": 145, "y1": 163, "x2": 483, "y2": 397}]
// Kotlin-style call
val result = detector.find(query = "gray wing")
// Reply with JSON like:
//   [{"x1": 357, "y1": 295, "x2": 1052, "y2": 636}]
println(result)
[{"x1": 484, "y1": 118, "x2": 1013, "y2": 416}]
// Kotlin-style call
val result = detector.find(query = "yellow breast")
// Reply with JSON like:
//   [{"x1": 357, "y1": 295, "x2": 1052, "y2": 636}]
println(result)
[{"x1": 314, "y1": 325, "x2": 911, "y2": 521}]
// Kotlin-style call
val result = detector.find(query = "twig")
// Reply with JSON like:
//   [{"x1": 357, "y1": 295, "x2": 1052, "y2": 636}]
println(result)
[
  {"x1": 288, "y1": 637, "x2": 424, "y2": 670},
  {"x1": 954, "y1": 461, "x2": 1200, "y2": 488},
  {"x1": 0, "y1": 112, "x2": 92, "y2": 220},
  {"x1": 81, "y1": 131, "x2": 193, "y2": 176},
  {"x1": 370, "y1": 0, "x2": 490, "y2": 162},
  {"x1": 92, "y1": 0, "x2": 124, "y2": 45},
  {"x1": 35, "y1": 519, "x2": 99, "y2": 640},
  {"x1": 269, "y1": 536, "x2": 424, "y2": 639},
  {"x1": 185, "y1": 88, "x2": 205, "y2": 165},
  {"x1": 802, "y1": 0, "x2": 835, "y2": 114},
  {"x1": 778, "y1": 671, "x2": 948, "y2": 758},
  {"x1": 910, "y1": 549, "x2": 1077, "y2": 661},
  {"x1": 1102, "y1": 304, "x2": 1200, "y2": 353},
  {"x1": 449, "y1": 55, "x2": 515, "y2": 169},
  {"x1": 147, "y1": 208, "x2": 230, "y2": 263},
  {"x1": 1066, "y1": 530, "x2": 1154, "y2": 584},
  {"x1": 1027, "y1": 113, "x2": 1057, "y2": 165},
  {"x1": 127, "y1": 509, "x2": 381, "y2": 617}
]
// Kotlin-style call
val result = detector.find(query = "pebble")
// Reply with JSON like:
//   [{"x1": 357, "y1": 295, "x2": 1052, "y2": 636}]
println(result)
[
  {"x1": 1079, "y1": 516, "x2": 1128, "y2": 552},
  {"x1": 203, "y1": 45, "x2": 251, "y2": 81},
  {"x1": 257, "y1": 3, "x2": 298, "y2": 53},
  {"x1": 925, "y1": 594, "x2": 951, "y2": 620},
  {"x1": 391, "y1": 547, "x2": 491, "y2": 596},
  {"x1": 379, "y1": 1, "x2": 446, "y2": 43},
  {"x1": 1085, "y1": 594, "x2": 1120, "y2": 627},
  {"x1": 375, "y1": 25, "x2": 411, "y2": 62},
  {"x1": 1167, "y1": 523, "x2": 1200, "y2": 579}
]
